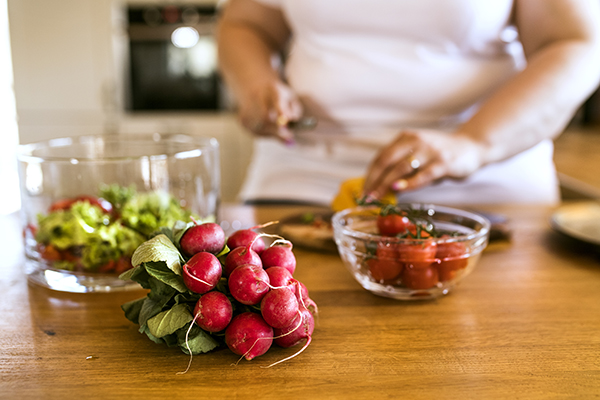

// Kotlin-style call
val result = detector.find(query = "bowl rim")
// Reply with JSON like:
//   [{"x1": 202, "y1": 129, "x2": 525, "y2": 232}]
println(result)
[
  {"x1": 16, "y1": 133, "x2": 219, "y2": 163},
  {"x1": 331, "y1": 203, "x2": 491, "y2": 243}
]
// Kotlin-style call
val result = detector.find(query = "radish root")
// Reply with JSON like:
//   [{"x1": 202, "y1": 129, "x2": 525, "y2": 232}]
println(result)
[{"x1": 176, "y1": 313, "x2": 201, "y2": 375}]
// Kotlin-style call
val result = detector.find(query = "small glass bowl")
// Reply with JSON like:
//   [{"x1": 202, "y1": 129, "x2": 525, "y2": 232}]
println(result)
[
  {"x1": 17, "y1": 133, "x2": 220, "y2": 293},
  {"x1": 332, "y1": 204, "x2": 490, "y2": 300}
]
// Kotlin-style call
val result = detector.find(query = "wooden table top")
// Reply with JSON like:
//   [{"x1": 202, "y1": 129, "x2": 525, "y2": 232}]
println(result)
[{"x1": 2, "y1": 203, "x2": 600, "y2": 399}]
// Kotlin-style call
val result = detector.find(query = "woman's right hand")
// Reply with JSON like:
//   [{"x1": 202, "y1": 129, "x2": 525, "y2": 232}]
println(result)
[{"x1": 237, "y1": 79, "x2": 304, "y2": 145}]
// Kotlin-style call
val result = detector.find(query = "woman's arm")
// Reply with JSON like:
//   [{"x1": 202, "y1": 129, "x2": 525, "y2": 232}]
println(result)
[
  {"x1": 217, "y1": 0, "x2": 301, "y2": 141},
  {"x1": 364, "y1": 0, "x2": 600, "y2": 198}
]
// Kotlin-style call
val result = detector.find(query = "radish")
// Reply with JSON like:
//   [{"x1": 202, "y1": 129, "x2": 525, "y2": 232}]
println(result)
[
  {"x1": 180, "y1": 222, "x2": 225, "y2": 256},
  {"x1": 182, "y1": 252, "x2": 222, "y2": 294},
  {"x1": 228, "y1": 264, "x2": 270, "y2": 305},
  {"x1": 227, "y1": 229, "x2": 266, "y2": 254},
  {"x1": 193, "y1": 291, "x2": 233, "y2": 332},
  {"x1": 274, "y1": 307, "x2": 314, "y2": 348},
  {"x1": 225, "y1": 312, "x2": 273, "y2": 360},
  {"x1": 223, "y1": 246, "x2": 262, "y2": 277},
  {"x1": 265, "y1": 266, "x2": 295, "y2": 288},
  {"x1": 294, "y1": 280, "x2": 319, "y2": 315},
  {"x1": 260, "y1": 287, "x2": 299, "y2": 328},
  {"x1": 260, "y1": 244, "x2": 296, "y2": 275}
]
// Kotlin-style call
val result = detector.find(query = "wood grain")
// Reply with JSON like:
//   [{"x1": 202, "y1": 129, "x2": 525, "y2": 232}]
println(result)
[{"x1": 2, "y1": 203, "x2": 600, "y2": 399}]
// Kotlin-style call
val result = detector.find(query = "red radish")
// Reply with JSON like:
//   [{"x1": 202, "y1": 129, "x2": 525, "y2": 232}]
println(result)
[
  {"x1": 265, "y1": 266, "x2": 295, "y2": 288},
  {"x1": 227, "y1": 229, "x2": 266, "y2": 254},
  {"x1": 193, "y1": 291, "x2": 233, "y2": 332},
  {"x1": 294, "y1": 280, "x2": 318, "y2": 314},
  {"x1": 223, "y1": 246, "x2": 262, "y2": 277},
  {"x1": 225, "y1": 312, "x2": 273, "y2": 360},
  {"x1": 180, "y1": 222, "x2": 225, "y2": 256},
  {"x1": 182, "y1": 252, "x2": 222, "y2": 294},
  {"x1": 261, "y1": 244, "x2": 296, "y2": 275},
  {"x1": 274, "y1": 308, "x2": 314, "y2": 348},
  {"x1": 228, "y1": 264, "x2": 270, "y2": 305},
  {"x1": 261, "y1": 287, "x2": 299, "y2": 328}
]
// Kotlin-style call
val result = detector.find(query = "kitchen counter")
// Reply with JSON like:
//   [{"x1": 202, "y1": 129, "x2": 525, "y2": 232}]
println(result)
[{"x1": 2, "y1": 202, "x2": 600, "y2": 399}]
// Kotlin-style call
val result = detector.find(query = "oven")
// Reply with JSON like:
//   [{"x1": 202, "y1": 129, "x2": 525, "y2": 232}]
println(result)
[{"x1": 125, "y1": 4, "x2": 224, "y2": 111}]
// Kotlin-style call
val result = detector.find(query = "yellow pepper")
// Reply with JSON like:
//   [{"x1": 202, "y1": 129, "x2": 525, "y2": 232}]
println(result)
[{"x1": 331, "y1": 177, "x2": 397, "y2": 212}]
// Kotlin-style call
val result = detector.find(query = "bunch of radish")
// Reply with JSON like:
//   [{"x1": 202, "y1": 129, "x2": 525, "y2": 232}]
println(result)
[{"x1": 121, "y1": 219, "x2": 317, "y2": 369}]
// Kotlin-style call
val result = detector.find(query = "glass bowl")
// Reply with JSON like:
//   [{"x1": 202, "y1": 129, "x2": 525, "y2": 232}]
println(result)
[
  {"x1": 332, "y1": 204, "x2": 490, "y2": 300},
  {"x1": 17, "y1": 133, "x2": 220, "y2": 293}
]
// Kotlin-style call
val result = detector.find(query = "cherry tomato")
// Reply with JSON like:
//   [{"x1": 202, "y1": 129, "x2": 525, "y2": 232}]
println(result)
[
  {"x1": 40, "y1": 244, "x2": 61, "y2": 261},
  {"x1": 97, "y1": 259, "x2": 116, "y2": 273},
  {"x1": 402, "y1": 265, "x2": 439, "y2": 290},
  {"x1": 366, "y1": 241, "x2": 403, "y2": 282},
  {"x1": 376, "y1": 214, "x2": 412, "y2": 236},
  {"x1": 115, "y1": 257, "x2": 133, "y2": 274},
  {"x1": 367, "y1": 258, "x2": 403, "y2": 282},
  {"x1": 49, "y1": 198, "x2": 77, "y2": 212},
  {"x1": 435, "y1": 240, "x2": 468, "y2": 281},
  {"x1": 397, "y1": 239, "x2": 437, "y2": 269}
]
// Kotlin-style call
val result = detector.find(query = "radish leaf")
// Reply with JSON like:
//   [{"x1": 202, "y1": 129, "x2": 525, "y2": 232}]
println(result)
[
  {"x1": 147, "y1": 303, "x2": 193, "y2": 338},
  {"x1": 131, "y1": 234, "x2": 183, "y2": 275}
]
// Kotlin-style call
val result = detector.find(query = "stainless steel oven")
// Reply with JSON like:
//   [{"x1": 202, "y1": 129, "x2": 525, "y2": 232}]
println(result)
[{"x1": 125, "y1": 4, "x2": 223, "y2": 111}]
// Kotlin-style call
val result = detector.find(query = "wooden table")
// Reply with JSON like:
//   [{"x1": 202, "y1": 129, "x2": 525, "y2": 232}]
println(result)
[{"x1": 2, "y1": 203, "x2": 600, "y2": 399}]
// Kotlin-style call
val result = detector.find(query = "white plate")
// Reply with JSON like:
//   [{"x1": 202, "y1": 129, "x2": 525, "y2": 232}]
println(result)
[{"x1": 550, "y1": 202, "x2": 600, "y2": 246}]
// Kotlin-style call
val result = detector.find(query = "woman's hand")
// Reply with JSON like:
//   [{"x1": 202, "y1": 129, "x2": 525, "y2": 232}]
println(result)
[
  {"x1": 237, "y1": 79, "x2": 304, "y2": 144},
  {"x1": 363, "y1": 129, "x2": 486, "y2": 199}
]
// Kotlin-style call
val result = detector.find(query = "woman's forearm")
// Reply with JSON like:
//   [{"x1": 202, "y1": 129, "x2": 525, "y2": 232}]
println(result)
[
  {"x1": 216, "y1": 0, "x2": 291, "y2": 103},
  {"x1": 457, "y1": 0, "x2": 600, "y2": 168},
  {"x1": 457, "y1": 38, "x2": 600, "y2": 167}
]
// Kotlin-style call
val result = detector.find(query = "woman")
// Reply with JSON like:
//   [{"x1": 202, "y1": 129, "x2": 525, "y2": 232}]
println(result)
[{"x1": 217, "y1": 0, "x2": 600, "y2": 205}]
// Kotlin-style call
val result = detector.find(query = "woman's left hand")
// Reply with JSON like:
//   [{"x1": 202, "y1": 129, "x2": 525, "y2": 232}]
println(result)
[{"x1": 363, "y1": 129, "x2": 485, "y2": 199}]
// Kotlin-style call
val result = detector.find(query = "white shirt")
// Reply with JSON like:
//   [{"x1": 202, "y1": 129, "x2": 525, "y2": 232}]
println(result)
[{"x1": 239, "y1": 0, "x2": 560, "y2": 205}]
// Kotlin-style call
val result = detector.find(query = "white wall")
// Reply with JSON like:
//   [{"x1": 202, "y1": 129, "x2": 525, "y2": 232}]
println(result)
[{"x1": 7, "y1": 0, "x2": 252, "y2": 202}]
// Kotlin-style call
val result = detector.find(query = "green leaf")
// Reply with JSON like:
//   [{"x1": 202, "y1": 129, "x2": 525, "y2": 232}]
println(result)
[
  {"x1": 140, "y1": 324, "x2": 165, "y2": 344},
  {"x1": 145, "y1": 261, "x2": 188, "y2": 293},
  {"x1": 173, "y1": 220, "x2": 195, "y2": 247},
  {"x1": 215, "y1": 244, "x2": 230, "y2": 259},
  {"x1": 151, "y1": 226, "x2": 175, "y2": 243},
  {"x1": 131, "y1": 234, "x2": 183, "y2": 275},
  {"x1": 118, "y1": 264, "x2": 141, "y2": 281},
  {"x1": 121, "y1": 297, "x2": 145, "y2": 323},
  {"x1": 174, "y1": 292, "x2": 201, "y2": 305},
  {"x1": 147, "y1": 303, "x2": 193, "y2": 338},
  {"x1": 177, "y1": 324, "x2": 220, "y2": 355},
  {"x1": 138, "y1": 297, "x2": 165, "y2": 329},
  {"x1": 147, "y1": 276, "x2": 178, "y2": 304}
]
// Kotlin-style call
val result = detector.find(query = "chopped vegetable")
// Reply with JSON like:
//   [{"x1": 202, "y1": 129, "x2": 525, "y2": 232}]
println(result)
[{"x1": 34, "y1": 185, "x2": 196, "y2": 273}]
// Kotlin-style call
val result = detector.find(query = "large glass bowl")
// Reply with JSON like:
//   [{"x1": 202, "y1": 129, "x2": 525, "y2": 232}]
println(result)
[
  {"x1": 17, "y1": 133, "x2": 220, "y2": 293},
  {"x1": 332, "y1": 204, "x2": 490, "y2": 300}
]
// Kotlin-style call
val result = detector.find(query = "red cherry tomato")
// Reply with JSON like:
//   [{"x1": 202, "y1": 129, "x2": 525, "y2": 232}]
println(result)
[
  {"x1": 366, "y1": 241, "x2": 403, "y2": 282},
  {"x1": 436, "y1": 240, "x2": 469, "y2": 281},
  {"x1": 367, "y1": 258, "x2": 403, "y2": 282},
  {"x1": 97, "y1": 259, "x2": 116, "y2": 273},
  {"x1": 397, "y1": 239, "x2": 437, "y2": 269},
  {"x1": 376, "y1": 214, "x2": 412, "y2": 236},
  {"x1": 115, "y1": 257, "x2": 133, "y2": 274},
  {"x1": 49, "y1": 198, "x2": 77, "y2": 212},
  {"x1": 402, "y1": 265, "x2": 439, "y2": 290},
  {"x1": 40, "y1": 244, "x2": 61, "y2": 261}
]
